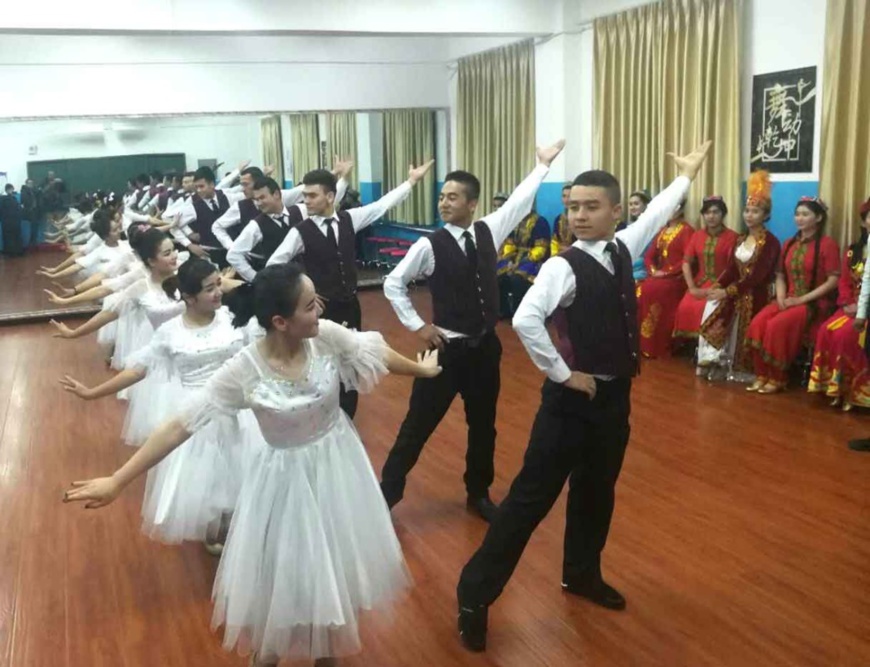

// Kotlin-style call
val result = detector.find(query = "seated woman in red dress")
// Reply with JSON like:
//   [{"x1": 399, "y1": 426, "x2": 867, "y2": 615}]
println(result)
[
  {"x1": 697, "y1": 172, "x2": 780, "y2": 382},
  {"x1": 636, "y1": 200, "x2": 694, "y2": 357},
  {"x1": 673, "y1": 196, "x2": 738, "y2": 344},
  {"x1": 808, "y1": 198, "x2": 870, "y2": 410},
  {"x1": 745, "y1": 197, "x2": 841, "y2": 394}
]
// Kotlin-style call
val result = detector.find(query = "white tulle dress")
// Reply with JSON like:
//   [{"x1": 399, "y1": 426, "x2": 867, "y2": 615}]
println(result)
[
  {"x1": 124, "y1": 307, "x2": 265, "y2": 543},
  {"x1": 110, "y1": 276, "x2": 185, "y2": 406},
  {"x1": 180, "y1": 320, "x2": 410, "y2": 662}
]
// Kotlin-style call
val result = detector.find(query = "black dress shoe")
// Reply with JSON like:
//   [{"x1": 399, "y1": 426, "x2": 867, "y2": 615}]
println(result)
[
  {"x1": 848, "y1": 438, "x2": 870, "y2": 452},
  {"x1": 466, "y1": 495, "x2": 499, "y2": 523},
  {"x1": 561, "y1": 577, "x2": 626, "y2": 610},
  {"x1": 458, "y1": 603, "x2": 488, "y2": 652}
]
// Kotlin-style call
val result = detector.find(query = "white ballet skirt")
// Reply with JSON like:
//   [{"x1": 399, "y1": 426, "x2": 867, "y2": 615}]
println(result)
[
  {"x1": 75, "y1": 240, "x2": 129, "y2": 279},
  {"x1": 180, "y1": 320, "x2": 410, "y2": 662},
  {"x1": 124, "y1": 307, "x2": 266, "y2": 543},
  {"x1": 110, "y1": 276, "x2": 184, "y2": 405}
]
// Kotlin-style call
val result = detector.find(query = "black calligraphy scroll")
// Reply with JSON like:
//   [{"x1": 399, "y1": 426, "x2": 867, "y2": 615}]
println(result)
[{"x1": 750, "y1": 67, "x2": 817, "y2": 174}]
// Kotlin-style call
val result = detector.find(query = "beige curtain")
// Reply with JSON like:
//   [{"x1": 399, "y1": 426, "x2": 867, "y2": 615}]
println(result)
[
  {"x1": 327, "y1": 111, "x2": 359, "y2": 189},
  {"x1": 458, "y1": 39, "x2": 535, "y2": 217},
  {"x1": 383, "y1": 109, "x2": 436, "y2": 226},
  {"x1": 260, "y1": 115, "x2": 284, "y2": 186},
  {"x1": 819, "y1": 0, "x2": 870, "y2": 247},
  {"x1": 594, "y1": 0, "x2": 742, "y2": 227},
  {"x1": 289, "y1": 113, "x2": 320, "y2": 185}
]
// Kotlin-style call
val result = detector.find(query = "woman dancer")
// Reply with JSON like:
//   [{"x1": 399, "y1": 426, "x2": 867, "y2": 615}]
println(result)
[
  {"x1": 60, "y1": 258, "x2": 260, "y2": 549},
  {"x1": 64, "y1": 263, "x2": 441, "y2": 666},
  {"x1": 745, "y1": 197, "x2": 840, "y2": 393},
  {"x1": 697, "y1": 172, "x2": 780, "y2": 381}
]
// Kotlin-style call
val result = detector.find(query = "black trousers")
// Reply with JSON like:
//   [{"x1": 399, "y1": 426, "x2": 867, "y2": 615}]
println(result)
[
  {"x1": 381, "y1": 330, "x2": 502, "y2": 504},
  {"x1": 1, "y1": 217, "x2": 24, "y2": 256},
  {"x1": 321, "y1": 295, "x2": 362, "y2": 418},
  {"x1": 458, "y1": 377, "x2": 631, "y2": 607}
]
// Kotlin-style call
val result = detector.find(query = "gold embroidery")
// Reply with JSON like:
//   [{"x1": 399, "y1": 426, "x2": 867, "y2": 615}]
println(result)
[{"x1": 641, "y1": 303, "x2": 661, "y2": 339}]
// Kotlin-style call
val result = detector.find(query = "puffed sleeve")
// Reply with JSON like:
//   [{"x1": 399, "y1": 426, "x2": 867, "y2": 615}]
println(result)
[
  {"x1": 315, "y1": 319, "x2": 389, "y2": 393},
  {"x1": 178, "y1": 349, "x2": 254, "y2": 432}
]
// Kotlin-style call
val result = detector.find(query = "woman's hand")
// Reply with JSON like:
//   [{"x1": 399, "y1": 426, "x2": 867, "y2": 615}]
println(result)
[
  {"x1": 707, "y1": 288, "x2": 727, "y2": 301},
  {"x1": 49, "y1": 319, "x2": 75, "y2": 339},
  {"x1": 63, "y1": 477, "x2": 122, "y2": 509},
  {"x1": 689, "y1": 287, "x2": 709, "y2": 300},
  {"x1": 59, "y1": 374, "x2": 93, "y2": 399},
  {"x1": 782, "y1": 296, "x2": 803, "y2": 309},
  {"x1": 415, "y1": 349, "x2": 442, "y2": 378},
  {"x1": 853, "y1": 317, "x2": 866, "y2": 332},
  {"x1": 843, "y1": 303, "x2": 858, "y2": 316},
  {"x1": 44, "y1": 289, "x2": 69, "y2": 306}
]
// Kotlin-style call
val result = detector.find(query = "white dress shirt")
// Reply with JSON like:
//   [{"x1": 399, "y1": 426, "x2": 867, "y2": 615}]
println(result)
[
  {"x1": 512, "y1": 175, "x2": 691, "y2": 384},
  {"x1": 213, "y1": 180, "x2": 348, "y2": 250},
  {"x1": 171, "y1": 188, "x2": 247, "y2": 247},
  {"x1": 266, "y1": 181, "x2": 413, "y2": 267},
  {"x1": 383, "y1": 163, "x2": 550, "y2": 338},
  {"x1": 227, "y1": 207, "x2": 298, "y2": 281}
]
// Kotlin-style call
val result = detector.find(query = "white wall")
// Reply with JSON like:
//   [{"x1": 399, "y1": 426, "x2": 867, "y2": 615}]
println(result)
[
  {"x1": 0, "y1": 115, "x2": 262, "y2": 187},
  {"x1": 742, "y1": 0, "x2": 826, "y2": 182},
  {"x1": 0, "y1": 0, "x2": 560, "y2": 34}
]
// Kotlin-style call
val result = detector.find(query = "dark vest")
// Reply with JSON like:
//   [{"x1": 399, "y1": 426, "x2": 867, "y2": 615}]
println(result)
[
  {"x1": 231, "y1": 197, "x2": 260, "y2": 242},
  {"x1": 248, "y1": 208, "x2": 304, "y2": 272},
  {"x1": 296, "y1": 211, "x2": 357, "y2": 300},
  {"x1": 555, "y1": 242, "x2": 639, "y2": 378},
  {"x1": 190, "y1": 190, "x2": 229, "y2": 247},
  {"x1": 428, "y1": 221, "x2": 499, "y2": 336}
]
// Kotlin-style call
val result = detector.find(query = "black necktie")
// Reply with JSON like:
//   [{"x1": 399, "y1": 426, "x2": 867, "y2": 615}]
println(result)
[
  {"x1": 275, "y1": 213, "x2": 288, "y2": 228},
  {"x1": 605, "y1": 241, "x2": 622, "y2": 276},
  {"x1": 208, "y1": 199, "x2": 218, "y2": 212},
  {"x1": 324, "y1": 218, "x2": 337, "y2": 247},
  {"x1": 462, "y1": 230, "x2": 477, "y2": 268}
]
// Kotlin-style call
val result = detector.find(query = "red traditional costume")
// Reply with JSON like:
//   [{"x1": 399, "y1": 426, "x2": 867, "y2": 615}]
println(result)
[
  {"x1": 808, "y1": 226, "x2": 870, "y2": 407},
  {"x1": 637, "y1": 219, "x2": 693, "y2": 357},
  {"x1": 673, "y1": 219, "x2": 739, "y2": 339},
  {"x1": 746, "y1": 218, "x2": 840, "y2": 387},
  {"x1": 698, "y1": 230, "x2": 781, "y2": 372}
]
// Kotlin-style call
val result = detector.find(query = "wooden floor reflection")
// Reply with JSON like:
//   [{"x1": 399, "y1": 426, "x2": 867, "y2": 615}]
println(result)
[{"x1": 0, "y1": 288, "x2": 868, "y2": 666}]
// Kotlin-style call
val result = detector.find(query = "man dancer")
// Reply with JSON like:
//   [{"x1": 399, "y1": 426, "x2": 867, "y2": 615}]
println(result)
[
  {"x1": 379, "y1": 140, "x2": 565, "y2": 522},
  {"x1": 267, "y1": 160, "x2": 434, "y2": 418},
  {"x1": 456, "y1": 141, "x2": 712, "y2": 651}
]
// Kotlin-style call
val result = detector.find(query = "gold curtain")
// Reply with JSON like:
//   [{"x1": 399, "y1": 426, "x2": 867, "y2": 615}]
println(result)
[
  {"x1": 819, "y1": 0, "x2": 870, "y2": 247},
  {"x1": 260, "y1": 115, "x2": 284, "y2": 186},
  {"x1": 289, "y1": 113, "x2": 320, "y2": 185},
  {"x1": 458, "y1": 39, "x2": 535, "y2": 217},
  {"x1": 594, "y1": 0, "x2": 742, "y2": 227},
  {"x1": 327, "y1": 111, "x2": 359, "y2": 189},
  {"x1": 383, "y1": 109, "x2": 436, "y2": 226}
]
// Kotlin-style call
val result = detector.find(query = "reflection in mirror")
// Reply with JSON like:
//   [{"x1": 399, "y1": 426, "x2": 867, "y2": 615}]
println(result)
[{"x1": 0, "y1": 109, "x2": 449, "y2": 323}]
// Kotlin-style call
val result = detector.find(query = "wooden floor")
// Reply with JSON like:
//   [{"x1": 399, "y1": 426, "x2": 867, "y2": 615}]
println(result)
[
  {"x1": 0, "y1": 249, "x2": 98, "y2": 321},
  {"x1": 1, "y1": 288, "x2": 868, "y2": 666}
]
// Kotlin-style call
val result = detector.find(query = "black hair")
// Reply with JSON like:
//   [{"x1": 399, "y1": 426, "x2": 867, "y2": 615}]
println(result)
[
  {"x1": 228, "y1": 263, "x2": 307, "y2": 330},
  {"x1": 701, "y1": 198, "x2": 728, "y2": 217},
  {"x1": 241, "y1": 166, "x2": 265, "y2": 180},
  {"x1": 183, "y1": 171, "x2": 196, "y2": 179},
  {"x1": 572, "y1": 170, "x2": 622, "y2": 205},
  {"x1": 135, "y1": 228, "x2": 172, "y2": 267},
  {"x1": 194, "y1": 166, "x2": 216, "y2": 184},
  {"x1": 302, "y1": 169, "x2": 337, "y2": 195},
  {"x1": 629, "y1": 189, "x2": 652, "y2": 205},
  {"x1": 90, "y1": 209, "x2": 114, "y2": 240},
  {"x1": 136, "y1": 173, "x2": 150, "y2": 188},
  {"x1": 126, "y1": 223, "x2": 151, "y2": 253},
  {"x1": 4, "y1": 184, "x2": 13, "y2": 193},
  {"x1": 784, "y1": 199, "x2": 829, "y2": 296},
  {"x1": 150, "y1": 170, "x2": 163, "y2": 182},
  {"x1": 252, "y1": 176, "x2": 281, "y2": 195},
  {"x1": 562, "y1": 183, "x2": 572, "y2": 192},
  {"x1": 162, "y1": 256, "x2": 217, "y2": 301},
  {"x1": 444, "y1": 170, "x2": 481, "y2": 201}
]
